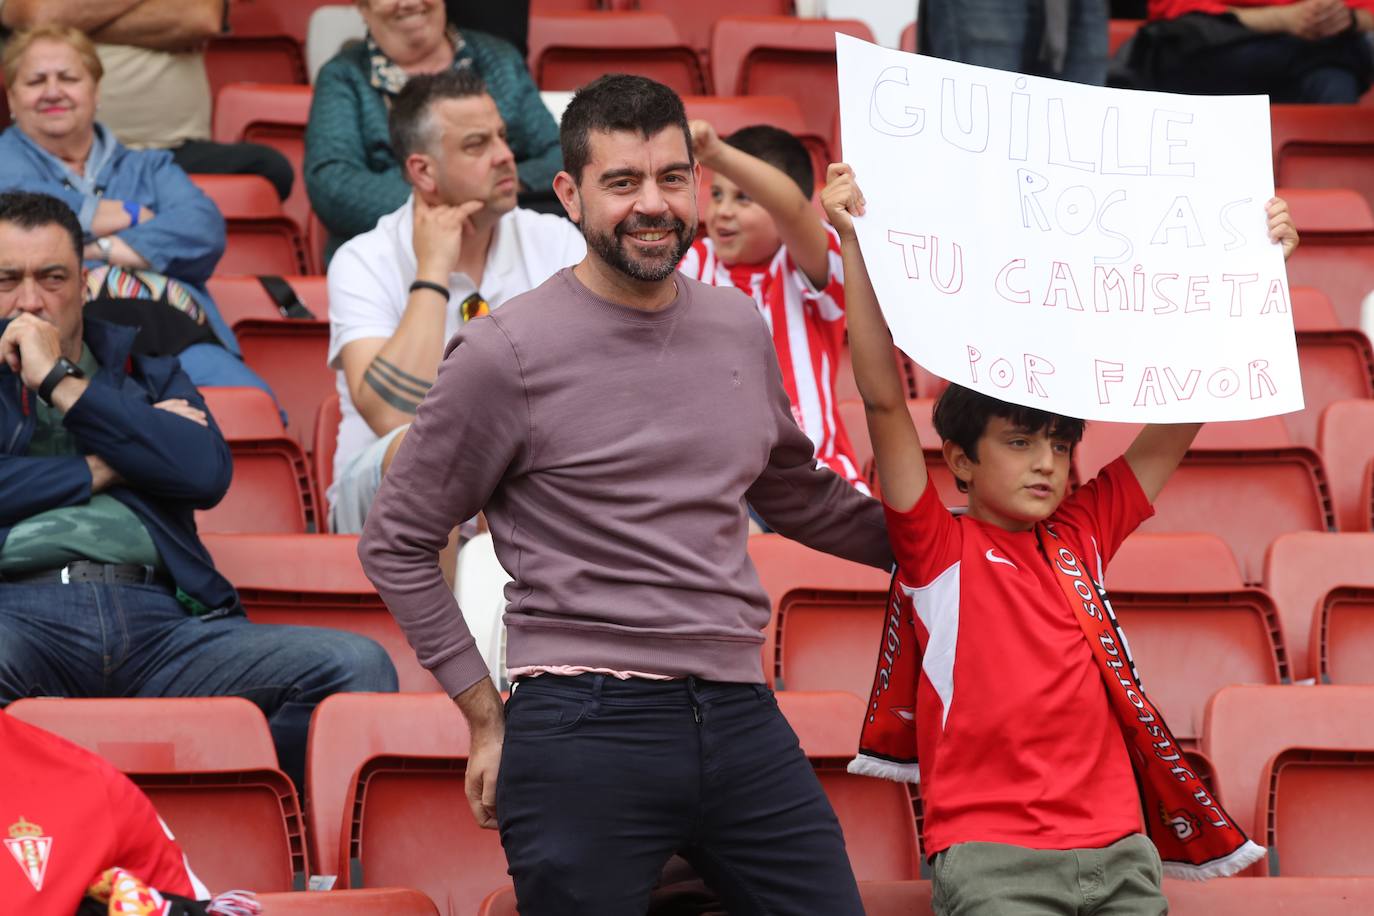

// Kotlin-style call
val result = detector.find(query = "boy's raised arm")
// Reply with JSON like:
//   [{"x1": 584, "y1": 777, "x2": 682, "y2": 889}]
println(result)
[
  {"x1": 822, "y1": 163, "x2": 927, "y2": 512},
  {"x1": 689, "y1": 120, "x2": 831, "y2": 288},
  {"x1": 1124, "y1": 197, "x2": 1299, "y2": 503}
]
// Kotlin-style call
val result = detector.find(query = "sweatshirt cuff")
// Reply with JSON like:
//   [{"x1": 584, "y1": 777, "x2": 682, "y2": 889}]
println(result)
[{"x1": 431, "y1": 646, "x2": 495, "y2": 699}]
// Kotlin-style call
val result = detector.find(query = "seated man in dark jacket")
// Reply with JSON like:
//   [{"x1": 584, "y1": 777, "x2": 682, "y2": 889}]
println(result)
[{"x1": 0, "y1": 191, "x2": 397, "y2": 788}]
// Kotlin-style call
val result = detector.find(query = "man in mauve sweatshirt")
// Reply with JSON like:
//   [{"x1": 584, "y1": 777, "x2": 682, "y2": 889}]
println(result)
[{"x1": 358, "y1": 74, "x2": 892, "y2": 916}]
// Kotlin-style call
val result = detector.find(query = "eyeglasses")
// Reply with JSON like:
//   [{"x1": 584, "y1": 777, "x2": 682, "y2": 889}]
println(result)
[{"x1": 460, "y1": 292, "x2": 489, "y2": 323}]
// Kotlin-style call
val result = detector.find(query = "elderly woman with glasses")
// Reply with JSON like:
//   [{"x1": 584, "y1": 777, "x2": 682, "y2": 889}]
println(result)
[{"x1": 305, "y1": 0, "x2": 562, "y2": 263}]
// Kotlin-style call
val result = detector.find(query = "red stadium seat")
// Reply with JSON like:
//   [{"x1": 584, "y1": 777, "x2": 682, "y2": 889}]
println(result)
[
  {"x1": 1204, "y1": 685, "x2": 1374, "y2": 856},
  {"x1": 200, "y1": 385, "x2": 287, "y2": 440},
  {"x1": 1261, "y1": 747, "x2": 1374, "y2": 876},
  {"x1": 633, "y1": 0, "x2": 791, "y2": 56},
  {"x1": 1314, "y1": 586, "x2": 1374, "y2": 684},
  {"x1": 207, "y1": 274, "x2": 330, "y2": 327},
  {"x1": 1280, "y1": 186, "x2": 1374, "y2": 329},
  {"x1": 256, "y1": 889, "x2": 439, "y2": 915},
  {"x1": 6, "y1": 697, "x2": 305, "y2": 893},
  {"x1": 314, "y1": 392, "x2": 342, "y2": 502},
  {"x1": 1167, "y1": 877, "x2": 1374, "y2": 914},
  {"x1": 1264, "y1": 532, "x2": 1374, "y2": 681},
  {"x1": 1271, "y1": 105, "x2": 1374, "y2": 214},
  {"x1": 200, "y1": 534, "x2": 442, "y2": 696},
  {"x1": 528, "y1": 13, "x2": 707, "y2": 95},
  {"x1": 835, "y1": 345, "x2": 920, "y2": 404},
  {"x1": 1108, "y1": 19, "x2": 1144, "y2": 56},
  {"x1": 190, "y1": 174, "x2": 309, "y2": 276},
  {"x1": 899, "y1": 21, "x2": 917, "y2": 53},
  {"x1": 1318, "y1": 400, "x2": 1374, "y2": 533},
  {"x1": 305, "y1": 694, "x2": 469, "y2": 880},
  {"x1": 237, "y1": 320, "x2": 332, "y2": 452},
  {"x1": 340, "y1": 754, "x2": 509, "y2": 911},
  {"x1": 196, "y1": 435, "x2": 317, "y2": 534},
  {"x1": 212, "y1": 83, "x2": 316, "y2": 263},
  {"x1": 777, "y1": 692, "x2": 922, "y2": 881},
  {"x1": 1289, "y1": 329, "x2": 1374, "y2": 450},
  {"x1": 1111, "y1": 589, "x2": 1286, "y2": 743},
  {"x1": 839, "y1": 398, "x2": 963, "y2": 506},
  {"x1": 1318, "y1": 400, "x2": 1374, "y2": 532},
  {"x1": 747, "y1": 533, "x2": 891, "y2": 693},
  {"x1": 1079, "y1": 419, "x2": 1334, "y2": 583},
  {"x1": 207, "y1": 0, "x2": 319, "y2": 102},
  {"x1": 681, "y1": 95, "x2": 808, "y2": 138},
  {"x1": 477, "y1": 887, "x2": 517, "y2": 916},
  {"x1": 1108, "y1": 533, "x2": 1244, "y2": 593},
  {"x1": 710, "y1": 16, "x2": 876, "y2": 158},
  {"x1": 1291, "y1": 285, "x2": 1343, "y2": 329}
]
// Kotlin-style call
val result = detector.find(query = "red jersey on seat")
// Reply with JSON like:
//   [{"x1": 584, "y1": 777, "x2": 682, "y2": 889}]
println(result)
[
  {"x1": 884, "y1": 457, "x2": 1151, "y2": 855},
  {"x1": 0, "y1": 712, "x2": 204, "y2": 915}
]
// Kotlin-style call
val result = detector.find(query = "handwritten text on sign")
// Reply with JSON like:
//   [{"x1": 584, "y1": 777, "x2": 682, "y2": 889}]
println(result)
[{"x1": 835, "y1": 34, "x2": 1302, "y2": 422}]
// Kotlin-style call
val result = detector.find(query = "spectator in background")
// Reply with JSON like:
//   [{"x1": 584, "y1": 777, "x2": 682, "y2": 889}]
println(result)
[
  {"x1": 0, "y1": 191, "x2": 398, "y2": 791},
  {"x1": 0, "y1": 0, "x2": 295, "y2": 200},
  {"x1": 327, "y1": 69, "x2": 583, "y2": 539},
  {"x1": 306, "y1": 0, "x2": 562, "y2": 263},
  {"x1": 1127, "y1": 0, "x2": 1373, "y2": 102},
  {"x1": 0, "y1": 710, "x2": 213, "y2": 914},
  {"x1": 0, "y1": 25, "x2": 275, "y2": 398},
  {"x1": 918, "y1": 0, "x2": 1109, "y2": 85},
  {"x1": 680, "y1": 122, "x2": 869, "y2": 499},
  {"x1": 445, "y1": 0, "x2": 530, "y2": 58}
]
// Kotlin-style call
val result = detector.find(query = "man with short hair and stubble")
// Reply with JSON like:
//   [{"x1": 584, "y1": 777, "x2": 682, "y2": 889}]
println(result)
[
  {"x1": 327, "y1": 67, "x2": 584, "y2": 537},
  {"x1": 359, "y1": 75, "x2": 891, "y2": 914}
]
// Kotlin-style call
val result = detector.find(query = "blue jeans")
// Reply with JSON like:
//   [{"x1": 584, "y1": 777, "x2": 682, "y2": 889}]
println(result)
[
  {"x1": 0, "y1": 582, "x2": 398, "y2": 788},
  {"x1": 919, "y1": 0, "x2": 1109, "y2": 85},
  {"x1": 177, "y1": 343, "x2": 286, "y2": 423},
  {"x1": 1156, "y1": 32, "x2": 1366, "y2": 104},
  {"x1": 496, "y1": 674, "x2": 865, "y2": 915}
]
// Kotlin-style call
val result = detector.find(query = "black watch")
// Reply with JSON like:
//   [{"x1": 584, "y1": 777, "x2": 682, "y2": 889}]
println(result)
[{"x1": 37, "y1": 356, "x2": 85, "y2": 406}]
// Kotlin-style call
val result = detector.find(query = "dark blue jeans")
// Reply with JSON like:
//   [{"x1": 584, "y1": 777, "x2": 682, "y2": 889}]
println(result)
[
  {"x1": 1157, "y1": 32, "x2": 1366, "y2": 104},
  {"x1": 496, "y1": 674, "x2": 865, "y2": 915},
  {"x1": 919, "y1": 0, "x2": 1109, "y2": 85},
  {"x1": 0, "y1": 582, "x2": 398, "y2": 788}
]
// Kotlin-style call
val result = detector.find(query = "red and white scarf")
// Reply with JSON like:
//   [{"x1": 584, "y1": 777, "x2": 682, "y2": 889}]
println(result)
[{"x1": 849, "y1": 522, "x2": 1266, "y2": 880}]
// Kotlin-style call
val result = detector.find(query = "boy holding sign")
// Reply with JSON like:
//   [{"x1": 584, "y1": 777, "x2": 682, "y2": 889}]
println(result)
[
  {"x1": 822, "y1": 161, "x2": 1297, "y2": 913},
  {"x1": 679, "y1": 121, "x2": 868, "y2": 493}
]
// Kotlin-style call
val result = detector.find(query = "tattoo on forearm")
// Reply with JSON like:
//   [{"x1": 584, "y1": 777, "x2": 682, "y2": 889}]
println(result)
[{"x1": 363, "y1": 355, "x2": 433, "y2": 414}]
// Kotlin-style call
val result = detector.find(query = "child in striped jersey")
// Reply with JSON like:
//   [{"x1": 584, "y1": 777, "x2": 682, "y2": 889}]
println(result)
[{"x1": 678, "y1": 122, "x2": 868, "y2": 493}]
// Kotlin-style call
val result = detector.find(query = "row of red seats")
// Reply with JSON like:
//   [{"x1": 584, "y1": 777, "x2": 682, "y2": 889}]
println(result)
[
  {"x1": 160, "y1": 527, "x2": 1374, "y2": 766},
  {"x1": 10, "y1": 683, "x2": 1373, "y2": 911}
]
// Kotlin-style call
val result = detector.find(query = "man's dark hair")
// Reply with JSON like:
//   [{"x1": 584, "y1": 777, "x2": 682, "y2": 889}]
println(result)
[
  {"x1": 932, "y1": 383, "x2": 1085, "y2": 492},
  {"x1": 389, "y1": 68, "x2": 490, "y2": 163},
  {"x1": 559, "y1": 74, "x2": 691, "y2": 183},
  {"x1": 0, "y1": 191, "x2": 83, "y2": 261},
  {"x1": 724, "y1": 125, "x2": 813, "y2": 197}
]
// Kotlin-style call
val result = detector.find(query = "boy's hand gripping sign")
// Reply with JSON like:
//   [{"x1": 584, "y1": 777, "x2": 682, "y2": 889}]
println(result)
[{"x1": 836, "y1": 34, "x2": 1302, "y2": 422}]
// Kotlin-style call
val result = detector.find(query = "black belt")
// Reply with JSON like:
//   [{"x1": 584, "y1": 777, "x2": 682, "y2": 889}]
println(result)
[{"x1": 1, "y1": 561, "x2": 172, "y2": 589}]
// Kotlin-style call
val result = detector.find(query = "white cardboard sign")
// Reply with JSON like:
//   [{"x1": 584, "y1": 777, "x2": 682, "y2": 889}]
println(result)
[{"x1": 836, "y1": 34, "x2": 1302, "y2": 422}]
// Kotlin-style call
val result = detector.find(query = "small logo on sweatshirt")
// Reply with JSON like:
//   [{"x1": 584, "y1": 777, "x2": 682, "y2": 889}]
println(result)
[{"x1": 731, "y1": 369, "x2": 742, "y2": 388}]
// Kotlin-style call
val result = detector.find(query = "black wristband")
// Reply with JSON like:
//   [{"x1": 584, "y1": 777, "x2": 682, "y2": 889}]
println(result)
[
  {"x1": 37, "y1": 357, "x2": 85, "y2": 406},
  {"x1": 410, "y1": 280, "x2": 451, "y2": 302}
]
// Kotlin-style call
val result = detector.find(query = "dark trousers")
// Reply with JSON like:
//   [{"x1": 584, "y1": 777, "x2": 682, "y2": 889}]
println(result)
[
  {"x1": 170, "y1": 139, "x2": 295, "y2": 201},
  {"x1": 1156, "y1": 32, "x2": 1368, "y2": 103},
  {"x1": 0, "y1": 582, "x2": 398, "y2": 788},
  {"x1": 496, "y1": 674, "x2": 864, "y2": 916}
]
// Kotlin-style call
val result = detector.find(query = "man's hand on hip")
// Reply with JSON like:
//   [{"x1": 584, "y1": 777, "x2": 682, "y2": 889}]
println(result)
[{"x1": 454, "y1": 678, "x2": 506, "y2": 829}]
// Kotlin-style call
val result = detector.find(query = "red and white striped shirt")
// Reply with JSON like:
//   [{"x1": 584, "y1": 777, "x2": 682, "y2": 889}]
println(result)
[{"x1": 679, "y1": 229, "x2": 867, "y2": 491}]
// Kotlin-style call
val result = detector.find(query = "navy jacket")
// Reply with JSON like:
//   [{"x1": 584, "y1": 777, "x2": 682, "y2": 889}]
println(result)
[{"x1": 0, "y1": 318, "x2": 240, "y2": 614}]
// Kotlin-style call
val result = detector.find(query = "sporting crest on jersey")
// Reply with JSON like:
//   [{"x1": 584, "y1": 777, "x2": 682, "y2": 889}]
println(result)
[{"x1": 5, "y1": 816, "x2": 52, "y2": 892}]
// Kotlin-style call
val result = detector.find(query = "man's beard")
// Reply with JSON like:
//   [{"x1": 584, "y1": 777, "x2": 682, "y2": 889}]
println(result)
[{"x1": 582, "y1": 213, "x2": 695, "y2": 283}]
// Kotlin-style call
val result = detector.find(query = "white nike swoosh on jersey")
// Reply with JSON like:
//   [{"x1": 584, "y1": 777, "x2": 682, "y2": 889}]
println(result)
[{"x1": 985, "y1": 548, "x2": 1017, "y2": 569}]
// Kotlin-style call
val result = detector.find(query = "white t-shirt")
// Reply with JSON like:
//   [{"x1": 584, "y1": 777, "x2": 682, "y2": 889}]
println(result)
[{"x1": 326, "y1": 195, "x2": 586, "y2": 504}]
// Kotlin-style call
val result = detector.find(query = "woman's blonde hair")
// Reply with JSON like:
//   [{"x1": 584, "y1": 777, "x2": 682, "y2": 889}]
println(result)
[{"x1": 2, "y1": 24, "x2": 104, "y2": 88}]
